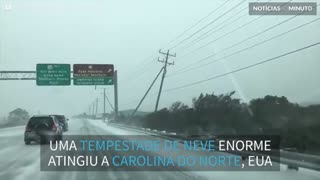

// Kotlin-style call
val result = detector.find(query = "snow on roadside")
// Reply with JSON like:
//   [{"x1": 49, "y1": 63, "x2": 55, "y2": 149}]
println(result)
[
  {"x1": 0, "y1": 125, "x2": 24, "y2": 137},
  {"x1": 86, "y1": 119, "x2": 320, "y2": 180},
  {"x1": 86, "y1": 119, "x2": 145, "y2": 135}
]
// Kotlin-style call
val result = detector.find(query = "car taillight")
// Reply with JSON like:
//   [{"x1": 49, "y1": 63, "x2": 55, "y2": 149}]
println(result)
[
  {"x1": 52, "y1": 123, "x2": 57, "y2": 131},
  {"x1": 25, "y1": 125, "x2": 31, "y2": 132}
]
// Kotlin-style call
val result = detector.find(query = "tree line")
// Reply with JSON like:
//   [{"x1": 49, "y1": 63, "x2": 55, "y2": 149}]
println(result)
[{"x1": 117, "y1": 91, "x2": 320, "y2": 154}]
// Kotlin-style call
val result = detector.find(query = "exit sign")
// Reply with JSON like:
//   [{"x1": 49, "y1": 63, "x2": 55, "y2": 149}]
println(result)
[
  {"x1": 36, "y1": 64, "x2": 71, "y2": 86},
  {"x1": 73, "y1": 64, "x2": 114, "y2": 85}
]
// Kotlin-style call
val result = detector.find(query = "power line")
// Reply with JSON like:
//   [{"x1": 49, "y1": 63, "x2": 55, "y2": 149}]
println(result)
[
  {"x1": 163, "y1": 42, "x2": 320, "y2": 92},
  {"x1": 181, "y1": 0, "x2": 270, "y2": 51},
  {"x1": 174, "y1": 0, "x2": 292, "y2": 62},
  {"x1": 168, "y1": 17, "x2": 320, "y2": 77},
  {"x1": 122, "y1": 2, "x2": 231, "y2": 85},
  {"x1": 134, "y1": 56, "x2": 157, "y2": 72},
  {"x1": 166, "y1": 0, "x2": 233, "y2": 47},
  {"x1": 122, "y1": 55, "x2": 156, "y2": 82},
  {"x1": 125, "y1": 2, "x2": 232, "y2": 92},
  {"x1": 168, "y1": 6, "x2": 318, "y2": 77},
  {"x1": 181, "y1": 10, "x2": 247, "y2": 51},
  {"x1": 124, "y1": 57, "x2": 158, "y2": 85},
  {"x1": 169, "y1": 0, "x2": 246, "y2": 50},
  {"x1": 197, "y1": 7, "x2": 300, "y2": 56},
  {"x1": 174, "y1": 14, "x2": 264, "y2": 62},
  {"x1": 163, "y1": 41, "x2": 320, "y2": 93}
]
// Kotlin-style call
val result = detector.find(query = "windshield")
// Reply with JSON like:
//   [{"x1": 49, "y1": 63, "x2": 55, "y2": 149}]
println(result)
[
  {"x1": 54, "y1": 115, "x2": 65, "y2": 122},
  {"x1": 0, "y1": 0, "x2": 319, "y2": 180},
  {"x1": 28, "y1": 117, "x2": 53, "y2": 128}
]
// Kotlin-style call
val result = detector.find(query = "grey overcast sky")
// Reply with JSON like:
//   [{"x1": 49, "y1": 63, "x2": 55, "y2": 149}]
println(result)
[{"x1": 0, "y1": 0, "x2": 319, "y2": 117}]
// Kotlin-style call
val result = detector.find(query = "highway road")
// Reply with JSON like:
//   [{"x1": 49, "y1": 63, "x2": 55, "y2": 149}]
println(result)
[{"x1": 0, "y1": 118, "x2": 319, "y2": 180}]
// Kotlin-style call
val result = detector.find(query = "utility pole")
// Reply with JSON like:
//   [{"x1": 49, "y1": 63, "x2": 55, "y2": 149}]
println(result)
[
  {"x1": 130, "y1": 67, "x2": 164, "y2": 119},
  {"x1": 92, "y1": 102, "x2": 95, "y2": 117},
  {"x1": 155, "y1": 49, "x2": 176, "y2": 112},
  {"x1": 95, "y1": 98, "x2": 98, "y2": 118},
  {"x1": 114, "y1": 70, "x2": 118, "y2": 121},
  {"x1": 104, "y1": 93, "x2": 115, "y2": 111},
  {"x1": 103, "y1": 88, "x2": 106, "y2": 122}
]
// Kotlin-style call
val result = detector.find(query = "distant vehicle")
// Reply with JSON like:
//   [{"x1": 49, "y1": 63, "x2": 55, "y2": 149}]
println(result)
[
  {"x1": 51, "y1": 115, "x2": 69, "y2": 131},
  {"x1": 24, "y1": 115, "x2": 63, "y2": 145}
]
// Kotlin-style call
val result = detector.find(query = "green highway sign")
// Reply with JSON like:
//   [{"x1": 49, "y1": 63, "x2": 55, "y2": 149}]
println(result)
[
  {"x1": 36, "y1": 64, "x2": 71, "y2": 86},
  {"x1": 73, "y1": 64, "x2": 114, "y2": 86},
  {"x1": 73, "y1": 77, "x2": 113, "y2": 85}
]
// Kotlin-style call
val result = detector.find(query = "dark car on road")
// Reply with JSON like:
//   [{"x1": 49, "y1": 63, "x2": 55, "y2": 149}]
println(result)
[
  {"x1": 51, "y1": 115, "x2": 69, "y2": 131},
  {"x1": 24, "y1": 115, "x2": 63, "y2": 144}
]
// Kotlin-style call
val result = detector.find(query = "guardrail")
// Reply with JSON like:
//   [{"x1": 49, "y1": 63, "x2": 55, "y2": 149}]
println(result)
[{"x1": 107, "y1": 121, "x2": 320, "y2": 171}]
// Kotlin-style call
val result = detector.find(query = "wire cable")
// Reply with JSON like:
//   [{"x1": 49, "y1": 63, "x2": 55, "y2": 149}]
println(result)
[
  {"x1": 163, "y1": 42, "x2": 320, "y2": 93},
  {"x1": 174, "y1": 0, "x2": 292, "y2": 62},
  {"x1": 169, "y1": 4, "x2": 317, "y2": 77},
  {"x1": 169, "y1": 0, "x2": 246, "y2": 50},
  {"x1": 166, "y1": 0, "x2": 233, "y2": 47},
  {"x1": 168, "y1": 17, "x2": 320, "y2": 77},
  {"x1": 180, "y1": 0, "x2": 266, "y2": 51}
]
